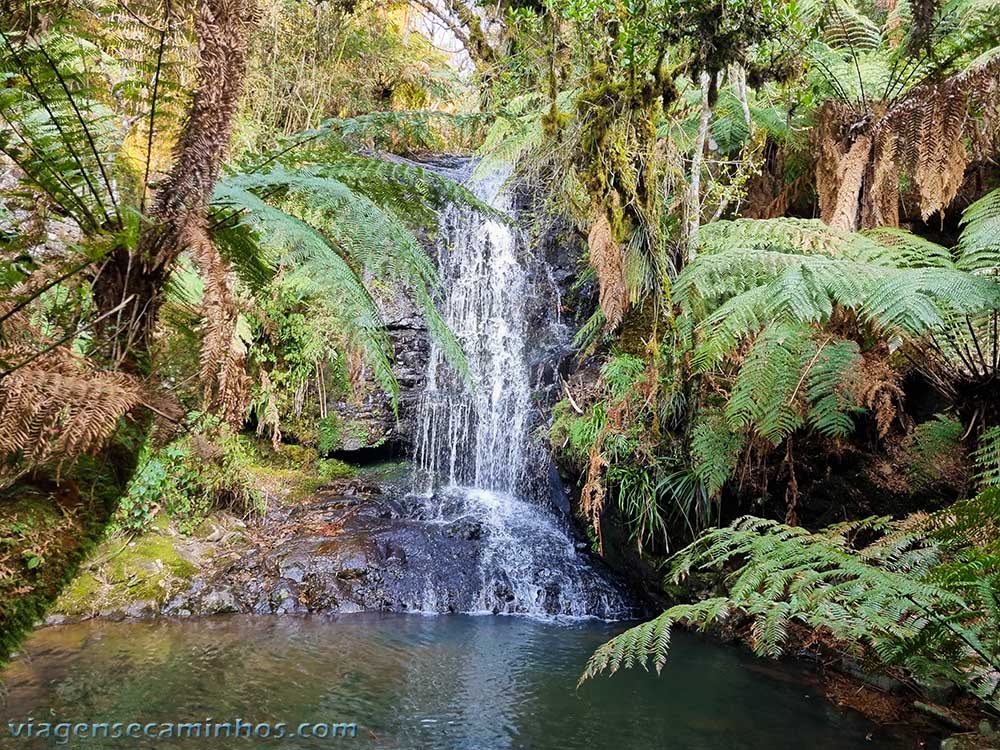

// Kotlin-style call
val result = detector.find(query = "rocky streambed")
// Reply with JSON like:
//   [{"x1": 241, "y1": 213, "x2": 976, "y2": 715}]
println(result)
[{"x1": 48, "y1": 463, "x2": 638, "y2": 625}]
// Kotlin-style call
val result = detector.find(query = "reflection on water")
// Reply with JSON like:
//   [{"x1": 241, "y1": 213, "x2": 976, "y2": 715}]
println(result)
[{"x1": 2, "y1": 614, "x2": 911, "y2": 749}]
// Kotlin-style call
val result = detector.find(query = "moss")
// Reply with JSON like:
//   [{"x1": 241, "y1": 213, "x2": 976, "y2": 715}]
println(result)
[
  {"x1": 0, "y1": 423, "x2": 141, "y2": 663},
  {"x1": 247, "y1": 464, "x2": 325, "y2": 504},
  {"x1": 271, "y1": 443, "x2": 320, "y2": 469},
  {"x1": 50, "y1": 517, "x2": 200, "y2": 617},
  {"x1": 54, "y1": 573, "x2": 102, "y2": 617},
  {"x1": 318, "y1": 458, "x2": 357, "y2": 481},
  {"x1": 343, "y1": 418, "x2": 372, "y2": 443},
  {"x1": 105, "y1": 533, "x2": 197, "y2": 603},
  {"x1": 151, "y1": 514, "x2": 171, "y2": 532}
]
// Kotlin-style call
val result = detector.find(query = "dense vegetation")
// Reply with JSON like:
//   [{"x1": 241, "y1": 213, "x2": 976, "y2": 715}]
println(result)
[{"x1": 1, "y1": 0, "x2": 999, "y2": 736}]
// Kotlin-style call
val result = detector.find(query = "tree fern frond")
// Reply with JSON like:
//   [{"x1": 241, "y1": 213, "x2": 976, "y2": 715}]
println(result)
[
  {"x1": 579, "y1": 610, "x2": 675, "y2": 683},
  {"x1": 690, "y1": 411, "x2": 744, "y2": 496},
  {"x1": 973, "y1": 426, "x2": 1000, "y2": 489},
  {"x1": 0, "y1": 28, "x2": 122, "y2": 231},
  {"x1": 957, "y1": 188, "x2": 1000, "y2": 274},
  {"x1": 585, "y1": 502, "x2": 1000, "y2": 707},
  {"x1": 212, "y1": 179, "x2": 400, "y2": 404},
  {"x1": 318, "y1": 156, "x2": 512, "y2": 227}
]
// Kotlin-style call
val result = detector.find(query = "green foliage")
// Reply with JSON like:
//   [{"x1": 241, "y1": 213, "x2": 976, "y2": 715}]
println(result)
[
  {"x1": 802, "y1": 0, "x2": 1000, "y2": 108},
  {"x1": 681, "y1": 218, "x2": 1000, "y2": 371},
  {"x1": 974, "y1": 426, "x2": 1000, "y2": 489},
  {"x1": 958, "y1": 189, "x2": 1000, "y2": 274},
  {"x1": 689, "y1": 410, "x2": 744, "y2": 497},
  {"x1": 607, "y1": 459, "x2": 671, "y2": 549},
  {"x1": 0, "y1": 1, "x2": 191, "y2": 237},
  {"x1": 318, "y1": 458, "x2": 356, "y2": 481},
  {"x1": 316, "y1": 415, "x2": 343, "y2": 457},
  {"x1": 234, "y1": 0, "x2": 467, "y2": 155},
  {"x1": 583, "y1": 494, "x2": 1000, "y2": 708},
  {"x1": 213, "y1": 157, "x2": 474, "y2": 407},
  {"x1": 550, "y1": 399, "x2": 607, "y2": 463},
  {"x1": 665, "y1": 215, "x2": 1000, "y2": 505},
  {"x1": 903, "y1": 415, "x2": 966, "y2": 491},
  {"x1": 114, "y1": 419, "x2": 263, "y2": 536},
  {"x1": 600, "y1": 353, "x2": 647, "y2": 399}
]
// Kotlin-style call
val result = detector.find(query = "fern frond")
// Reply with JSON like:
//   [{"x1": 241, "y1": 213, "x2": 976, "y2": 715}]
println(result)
[
  {"x1": 974, "y1": 426, "x2": 1000, "y2": 489},
  {"x1": 957, "y1": 188, "x2": 1000, "y2": 274},
  {"x1": 0, "y1": 361, "x2": 144, "y2": 487},
  {"x1": 585, "y1": 504, "x2": 1000, "y2": 707},
  {"x1": 690, "y1": 410, "x2": 744, "y2": 496}
]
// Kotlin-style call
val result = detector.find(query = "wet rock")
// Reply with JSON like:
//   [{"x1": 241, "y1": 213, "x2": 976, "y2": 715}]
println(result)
[
  {"x1": 116, "y1": 463, "x2": 638, "y2": 622},
  {"x1": 277, "y1": 556, "x2": 307, "y2": 583},
  {"x1": 444, "y1": 518, "x2": 482, "y2": 540},
  {"x1": 201, "y1": 589, "x2": 238, "y2": 614}
]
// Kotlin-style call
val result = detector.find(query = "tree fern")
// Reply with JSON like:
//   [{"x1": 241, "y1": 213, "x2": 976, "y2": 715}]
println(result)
[
  {"x1": 582, "y1": 500, "x2": 1000, "y2": 707},
  {"x1": 726, "y1": 324, "x2": 812, "y2": 443},
  {"x1": 957, "y1": 188, "x2": 1000, "y2": 274},
  {"x1": 680, "y1": 218, "x2": 1000, "y2": 369},
  {"x1": 212, "y1": 158, "x2": 481, "y2": 403},
  {"x1": 974, "y1": 426, "x2": 1000, "y2": 489},
  {"x1": 0, "y1": 26, "x2": 121, "y2": 233}
]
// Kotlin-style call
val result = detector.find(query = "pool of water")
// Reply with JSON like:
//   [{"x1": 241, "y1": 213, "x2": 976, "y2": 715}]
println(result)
[{"x1": 1, "y1": 614, "x2": 911, "y2": 749}]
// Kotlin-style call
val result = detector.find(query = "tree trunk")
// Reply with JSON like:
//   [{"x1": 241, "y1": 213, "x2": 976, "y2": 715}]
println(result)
[{"x1": 92, "y1": 0, "x2": 259, "y2": 371}]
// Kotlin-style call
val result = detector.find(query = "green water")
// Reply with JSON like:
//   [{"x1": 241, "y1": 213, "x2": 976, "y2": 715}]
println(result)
[{"x1": 1, "y1": 614, "x2": 913, "y2": 749}]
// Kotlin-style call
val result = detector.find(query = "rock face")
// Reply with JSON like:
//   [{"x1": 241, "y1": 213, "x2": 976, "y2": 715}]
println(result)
[
  {"x1": 164, "y1": 477, "x2": 637, "y2": 619},
  {"x1": 324, "y1": 288, "x2": 430, "y2": 455}
]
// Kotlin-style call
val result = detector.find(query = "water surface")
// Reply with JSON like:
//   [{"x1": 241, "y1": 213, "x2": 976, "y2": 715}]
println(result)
[{"x1": 2, "y1": 613, "x2": 911, "y2": 749}]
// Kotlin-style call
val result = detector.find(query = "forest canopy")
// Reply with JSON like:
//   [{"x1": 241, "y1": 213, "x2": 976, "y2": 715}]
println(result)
[{"x1": 1, "y1": 0, "x2": 1000, "y2": 734}]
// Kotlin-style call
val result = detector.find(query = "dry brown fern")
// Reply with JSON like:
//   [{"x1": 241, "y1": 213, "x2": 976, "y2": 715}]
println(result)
[
  {"x1": 0, "y1": 365, "x2": 143, "y2": 487},
  {"x1": 588, "y1": 214, "x2": 628, "y2": 329},
  {"x1": 852, "y1": 351, "x2": 907, "y2": 438},
  {"x1": 862, "y1": 127, "x2": 901, "y2": 228},
  {"x1": 186, "y1": 221, "x2": 249, "y2": 427},
  {"x1": 580, "y1": 442, "x2": 608, "y2": 555},
  {"x1": 815, "y1": 54, "x2": 1000, "y2": 228}
]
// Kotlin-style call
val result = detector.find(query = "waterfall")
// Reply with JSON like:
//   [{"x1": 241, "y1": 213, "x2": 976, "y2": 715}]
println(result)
[
  {"x1": 415, "y1": 165, "x2": 531, "y2": 493},
  {"x1": 410, "y1": 163, "x2": 631, "y2": 619}
]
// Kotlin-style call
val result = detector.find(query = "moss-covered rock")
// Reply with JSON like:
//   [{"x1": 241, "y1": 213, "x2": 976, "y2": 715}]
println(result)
[
  {"x1": 0, "y1": 432, "x2": 140, "y2": 662},
  {"x1": 318, "y1": 458, "x2": 357, "y2": 481},
  {"x1": 50, "y1": 515, "x2": 208, "y2": 620}
]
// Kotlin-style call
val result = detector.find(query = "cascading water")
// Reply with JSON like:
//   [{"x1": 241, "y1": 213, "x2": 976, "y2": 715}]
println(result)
[
  {"x1": 411, "y1": 163, "x2": 632, "y2": 619},
  {"x1": 415, "y1": 165, "x2": 530, "y2": 493}
]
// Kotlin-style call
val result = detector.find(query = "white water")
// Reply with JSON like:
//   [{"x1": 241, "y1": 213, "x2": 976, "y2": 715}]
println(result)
[
  {"x1": 412, "y1": 164, "x2": 630, "y2": 618},
  {"x1": 415, "y1": 166, "x2": 530, "y2": 493}
]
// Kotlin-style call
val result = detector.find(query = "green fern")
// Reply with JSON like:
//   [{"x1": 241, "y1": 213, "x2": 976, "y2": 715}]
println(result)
[
  {"x1": 0, "y1": 27, "x2": 121, "y2": 233},
  {"x1": 689, "y1": 410, "x2": 744, "y2": 497},
  {"x1": 212, "y1": 164, "x2": 473, "y2": 402},
  {"x1": 957, "y1": 189, "x2": 1000, "y2": 274},
  {"x1": 582, "y1": 499, "x2": 1000, "y2": 707},
  {"x1": 903, "y1": 414, "x2": 966, "y2": 490},
  {"x1": 974, "y1": 426, "x2": 1000, "y2": 489},
  {"x1": 727, "y1": 325, "x2": 811, "y2": 443},
  {"x1": 680, "y1": 218, "x2": 1000, "y2": 370},
  {"x1": 600, "y1": 353, "x2": 646, "y2": 400},
  {"x1": 805, "y1": 338, "x2": 863, "y2": 437}
]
